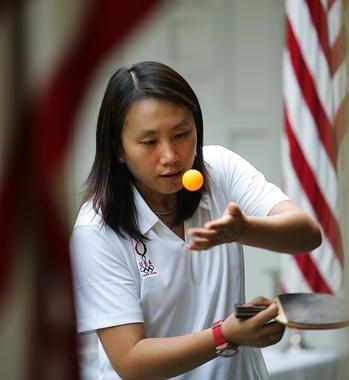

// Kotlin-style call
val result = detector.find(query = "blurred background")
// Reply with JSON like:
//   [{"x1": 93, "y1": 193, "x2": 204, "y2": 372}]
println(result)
[{"x1": 0, "y1": 0, "x2": 348, "y2": 379}]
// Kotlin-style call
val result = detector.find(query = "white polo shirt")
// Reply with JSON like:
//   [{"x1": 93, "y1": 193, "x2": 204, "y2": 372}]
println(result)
[{"x1": 70, "y1": 145, "x2": 288, "y2": 380}]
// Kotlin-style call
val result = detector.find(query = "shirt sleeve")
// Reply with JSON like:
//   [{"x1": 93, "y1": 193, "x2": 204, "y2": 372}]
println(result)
[
  {"x1": 70, "y1": 225, "x2": 144, "y2": 333},
  {"x1": 206, "y1": 145, "x2": 289, "y2": 217}
]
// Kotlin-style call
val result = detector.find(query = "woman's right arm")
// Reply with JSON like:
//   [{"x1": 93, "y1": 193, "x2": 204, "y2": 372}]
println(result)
[{"x1": 97, "y1": 299, "x2": 284, "y2": 380}]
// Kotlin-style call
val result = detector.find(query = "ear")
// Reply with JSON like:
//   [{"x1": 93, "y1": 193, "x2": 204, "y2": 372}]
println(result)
[{"x1": 117, "y1": 145, "x2": 125, "y2": 163}]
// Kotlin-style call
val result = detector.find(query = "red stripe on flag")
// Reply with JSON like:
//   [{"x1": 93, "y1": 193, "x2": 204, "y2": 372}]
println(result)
[
  {"x1": 284, "y1": 109, "x2": 343, "y2": 264},
  {"x1": 294, "y1": 253, "x2": 332, "y2": 293},
  {"x1": 328, "y1": 0, "x2": 336, "y2": 10},
  {"x1": 335, "y1": 92, "x2": 349, "y2": 143},
  {"x1": 330, "y1": 26, "x2": 347, "y2": 75},
  {"x1": 0, "y1": 166, "x2": 17, "y2": 306},
  {"x1": 305, "y1": 0, "x2": 330, "y2": 67},
  {"x1": 286, "y1": 17, "x2": 337, "y2": 168}
]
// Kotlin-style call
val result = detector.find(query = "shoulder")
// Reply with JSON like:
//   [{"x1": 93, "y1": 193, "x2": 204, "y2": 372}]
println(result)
[
  {"x1": 202, "y1": 145, "x2": 248, "y2": 185},
  {"x1": 71, "y1": 201, "x2": 127, "y2": 264},
  {"x1": 202, "y1": 145, "x2": 247, "y2": 171},
  {"x1": 203, "y1": 144, "x2": 268, "y2": 179},
  {"x1": 73, "y1": 201, "x2": 103, "y2": 229},
  {"x1": 202, "y1": 145, "x2": 288, "y2": 215},
  {"x1": 203, "y1": 144, "x2": 235, "y2": 163},
  {"x1": 201, "y1": 145, "x2": 238, "y2": 203}
]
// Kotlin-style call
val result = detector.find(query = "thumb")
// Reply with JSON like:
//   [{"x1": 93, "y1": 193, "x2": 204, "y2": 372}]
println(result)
[
  {"x1": 226, "y1": 202, "x2": 242, "y2": 217},
  {"x1": 252, "y1": 302, "x2": 279, "y2": 325}
]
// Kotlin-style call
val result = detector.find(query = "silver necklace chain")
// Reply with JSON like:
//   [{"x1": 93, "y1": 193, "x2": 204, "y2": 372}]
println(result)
[{"x1": 154, "y1": 206, "x2": 176, "y2": 216}]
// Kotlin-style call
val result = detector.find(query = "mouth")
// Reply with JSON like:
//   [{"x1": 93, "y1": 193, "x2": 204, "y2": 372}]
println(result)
[{"x1": 159, "y1": 169, "x2": 183, "y2": 180}]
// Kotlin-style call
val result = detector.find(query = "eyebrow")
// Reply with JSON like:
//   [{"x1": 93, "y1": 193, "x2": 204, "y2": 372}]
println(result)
[{"x1": 137, "y1": 120, "x2": 190, "y2": 138}]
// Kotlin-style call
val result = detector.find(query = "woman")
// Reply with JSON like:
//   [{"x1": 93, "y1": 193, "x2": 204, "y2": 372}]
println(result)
[{"x1": 70, "y1": 61, "x2": 321, "y2": 379}]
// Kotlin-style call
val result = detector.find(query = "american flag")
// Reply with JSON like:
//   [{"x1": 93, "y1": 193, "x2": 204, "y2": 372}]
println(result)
[
  {"x1": 0, "y1": 1, "x2": 161, "y2": 378},
  {"x1": 281, "y1": 0, "x2": 348, "y2": 294}
]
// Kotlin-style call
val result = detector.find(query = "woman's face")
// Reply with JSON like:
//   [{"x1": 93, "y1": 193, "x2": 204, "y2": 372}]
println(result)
[{"x1": 120, "y1": 97, "x2": 197, "y2": 198}]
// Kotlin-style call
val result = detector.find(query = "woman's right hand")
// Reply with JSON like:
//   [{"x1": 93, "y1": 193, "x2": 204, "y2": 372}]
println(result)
[{"x1": 221, "y1": 296, "x2": 285, "y2": 347}]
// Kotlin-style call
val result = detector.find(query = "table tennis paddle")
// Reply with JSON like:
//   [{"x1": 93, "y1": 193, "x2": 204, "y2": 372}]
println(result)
[{"x1": 235, "y1": 293, "x2": 349, "y2": 330}]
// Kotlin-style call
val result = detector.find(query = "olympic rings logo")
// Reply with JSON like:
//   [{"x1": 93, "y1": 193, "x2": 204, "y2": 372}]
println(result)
[{"x1": 139, "y1": 263, "x2": 155, "y2": 274}]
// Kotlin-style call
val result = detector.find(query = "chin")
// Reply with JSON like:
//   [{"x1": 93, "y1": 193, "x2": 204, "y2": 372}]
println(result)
[{"x1": 161, "y1": 184, "x2": 182, "y2": 195}]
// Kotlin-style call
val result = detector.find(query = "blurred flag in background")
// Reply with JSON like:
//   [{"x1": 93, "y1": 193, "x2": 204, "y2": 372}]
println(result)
[
  {"x1": 281, "y1": 0, "x2": 348, "y2": 294},
  {"x1": 0, "y1": 1, "x2": 162, "y2": 379}
]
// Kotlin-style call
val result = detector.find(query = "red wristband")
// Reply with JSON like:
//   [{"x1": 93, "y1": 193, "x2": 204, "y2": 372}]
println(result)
[
  {"x1": 211, "y1": 320, "x2": 238, "y2": 357},
  {"x1": 212, "y1": 320, "x2": 227, "y2": 346}
]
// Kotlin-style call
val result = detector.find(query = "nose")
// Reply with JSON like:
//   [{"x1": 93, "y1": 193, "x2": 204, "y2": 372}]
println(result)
[{"x1": 159, "y1": 141, "x2": 179, "y2": 165}]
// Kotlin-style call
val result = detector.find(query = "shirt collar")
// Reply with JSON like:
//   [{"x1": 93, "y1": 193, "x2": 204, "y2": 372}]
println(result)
[
  {"x1": 133, "y1": 186, "x2": 158, "y2": 235},
  {"x1": 133, "y1": 186, "x2": 210, "y2": 235},
  {"x1": 198, "y1": 191, "x2": 210, "y2": 210}
]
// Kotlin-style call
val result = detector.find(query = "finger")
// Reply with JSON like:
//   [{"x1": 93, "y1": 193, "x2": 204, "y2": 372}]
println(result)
[
  {"x1": 264, "y1": 325, "x2": 285, "y2": 345},
  {"x1": 265, "y1": 330, "x2": 284, "y2": 346},
  {"x1": 254, "y1": 322, "x2": 285, "y2": 347},
  {"x1": 186, "y1": 238, "x2": 215, "y2": 251},
  {"x1": 188, "y1": 228, "x2": 218, "y2": 239},
  {"x1": 204, "y1": 215, "x2": 232, "y2": 230},
  {"x1": 262, "y1": 321, "x2": 285, "y2": 335},
  {"x1": 226, "y1": 202, "x2": 242, "y2": 215},
  {"x1": 248, "y1": 296, "x2": 272, "y2": 306},
  {"x1": 273, "y1": 328, "x2": 285, "y2": 344},
  {"x1": 252, "y1": 302, "x2": 279, "y2": 325}
]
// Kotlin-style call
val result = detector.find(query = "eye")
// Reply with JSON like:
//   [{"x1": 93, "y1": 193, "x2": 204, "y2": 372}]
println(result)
[
  {"x1": 141, "y1": 140, "x2": 156, "y2": 146},
  {"x1": 174, "y1": 131, "x2": 189, "y2": 139}
]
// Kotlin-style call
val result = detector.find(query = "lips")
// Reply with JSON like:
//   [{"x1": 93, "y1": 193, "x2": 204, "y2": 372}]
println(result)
[{"x1": 160, "y1": 170, "x2": 183, "y2": 179}]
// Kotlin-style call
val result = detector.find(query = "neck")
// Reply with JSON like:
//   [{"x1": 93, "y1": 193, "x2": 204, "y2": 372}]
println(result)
[
  {"x1": 153, "y1": 206, "x2": 177, "y2": 216},
  {"x1": 135, "y1": 186, "x2": 177, "y2": 216}
]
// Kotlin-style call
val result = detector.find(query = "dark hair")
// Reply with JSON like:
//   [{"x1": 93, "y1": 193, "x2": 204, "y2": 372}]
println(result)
[{"x1": 83, "y1": 61, "x2": 209, "y2": 241}]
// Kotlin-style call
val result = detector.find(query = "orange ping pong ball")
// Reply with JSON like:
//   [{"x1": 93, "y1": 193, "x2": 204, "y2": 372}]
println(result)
[{"x1": 182, "y1": 169, "x2": 204, "y2": 191}]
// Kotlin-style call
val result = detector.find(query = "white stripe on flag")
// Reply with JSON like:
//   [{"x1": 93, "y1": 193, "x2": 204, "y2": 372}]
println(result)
[
  {"x1": 333, "y1": 63, "x2": 348, "y2": 114},
  {"x1": 327, "y1": 0, "x2": 342, "y2": 46}
]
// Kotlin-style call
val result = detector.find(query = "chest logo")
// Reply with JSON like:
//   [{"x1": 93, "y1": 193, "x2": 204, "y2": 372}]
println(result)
[{"x1": 135, "y1": 240, "x2": 158, "y2": 278}]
